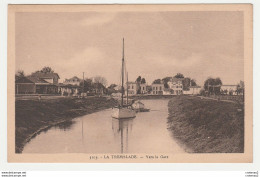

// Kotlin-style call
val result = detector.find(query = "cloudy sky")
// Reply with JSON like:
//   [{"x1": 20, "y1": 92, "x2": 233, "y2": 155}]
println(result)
[{"x1": 15, "y1": 11, "x2": 244, "y2": 86}]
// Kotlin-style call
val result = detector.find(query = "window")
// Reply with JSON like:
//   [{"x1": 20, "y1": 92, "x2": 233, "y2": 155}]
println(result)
[{"x1": 160, "y1": 86, "x2": 162, "y2": 91}]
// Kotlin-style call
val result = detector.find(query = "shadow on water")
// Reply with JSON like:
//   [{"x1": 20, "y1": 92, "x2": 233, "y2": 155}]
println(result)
[
  {"x1": 54, "y1": 120, "x2": 75, "y2": 131},
  {"x1": 28, "y1": 120, "x2": 75, "y2": 145},
  {"x1": 111, "y1": 118, "x2": 134, "y2": 154}
]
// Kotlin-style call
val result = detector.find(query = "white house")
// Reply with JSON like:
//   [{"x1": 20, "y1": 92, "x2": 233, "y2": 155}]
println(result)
[
  {"x1": 63, "y1": 76, "x2": 81, "y2": 86},
  {"x1": 167, "y1": 78, "x2": 184, "y2": 95},
  {"x1": 140, "y1": 83, "x2": 147, "y2": 94},
  {"x1": 126, "y1": 81, "x2": 138, "y2": 95},
  {"x1": 152, "y1": 83, "x2": 164, "y2": 95}
]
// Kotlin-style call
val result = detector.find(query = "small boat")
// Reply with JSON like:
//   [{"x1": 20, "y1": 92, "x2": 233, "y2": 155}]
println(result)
[
  {"x1": 132, "y1": 100, "x2": 150, "y2": 112},
  {"x1": 112, "y1": 38, "x2": 136, "y2": 119}
]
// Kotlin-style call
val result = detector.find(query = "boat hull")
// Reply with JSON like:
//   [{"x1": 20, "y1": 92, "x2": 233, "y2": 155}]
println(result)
[
  {"x1": 112, "y1": 107, "x2": 136, "y2": 119},
  {"x1": 132, "y1": 101, "x2": 145, "y2": 109}
]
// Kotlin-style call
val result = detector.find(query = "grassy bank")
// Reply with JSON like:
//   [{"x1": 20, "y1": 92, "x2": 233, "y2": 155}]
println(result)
[
  {"x1": 167, "y1": 96, "x2": 244, "y2": 153},
  {"x1": 15, "y1": 97, "x2": 117, "y2": 153}
]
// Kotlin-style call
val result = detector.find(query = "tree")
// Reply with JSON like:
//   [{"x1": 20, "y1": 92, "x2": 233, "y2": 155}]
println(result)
[
  {"x1": 174, "y1": 73, "x2": 184, "y2": 78},
  {"x1": 80, "y1": 78, "x2": 93, "y2": 92},
  {"x1": 136, "y1": 76, "x2": 141, "y2": 83},
  {"x1": 162, "y1": 77, "x2": 171, "y2": 88},
  {"x1": 182, "y1": 77, "x2": 191, "y2": 91},
  {"x1": 191, "y1": 79, "x2": 197, "y2": 86},
  {"x1": 107, "y1": 84, "x2": 118, "y2": 95},
  {"x1": 108, "y1": 84, "x2": 117, "y2": 89},
  {"x1": 15, "y1": 70, "x2": 25, "y2": 80},
  {"x1": 204, "y1": 77, "x2": 222, "y2": 95},
  {"x1": 236, "y1": 80, "x2": 244, "y2": 95},
  {"x1": 41, "y1": 66, "x2": 54, "y2": 73},
  {"x1": 141, "y1": 78, "x2": 146, "y2": 84},
  {"x1": 153, "y1": 79, "x2": 162, "y2": 84},
  {"x1": 92, "y1": 76, "x2": 107, "y2": 87},
  {"x1": 182, "y1": 77, "x2": 197, "y2": 90}
]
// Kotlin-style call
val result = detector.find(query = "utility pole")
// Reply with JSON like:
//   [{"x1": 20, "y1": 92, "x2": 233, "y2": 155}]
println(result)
[{"x1": 82, "y1": 72, "x2": 85, "y2": 98}]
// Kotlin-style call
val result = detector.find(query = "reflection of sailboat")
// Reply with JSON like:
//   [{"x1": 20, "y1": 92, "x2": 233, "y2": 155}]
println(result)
[
  {"x1": 111, "y1": 38, "x2": 136, "y2": 119},
  {"x1": 112, "y1": 118, "x2": 133, "y2": 153}
]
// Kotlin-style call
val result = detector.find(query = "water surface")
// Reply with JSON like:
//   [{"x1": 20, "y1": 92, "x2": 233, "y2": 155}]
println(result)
[{"x1": 23, "y1": 99, "x2": 184, "y2": 154}]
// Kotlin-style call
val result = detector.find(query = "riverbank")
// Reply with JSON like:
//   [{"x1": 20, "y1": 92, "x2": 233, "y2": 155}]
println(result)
[
  {"x1": 129, "y1": 94, "x2": 176, "y2": 100},
  {"x1": 167, "y1": 96, "x2": 244, "y2": 153},
  {"x1": 15, "y1": 97, "x2": 118, "y2": 153}
]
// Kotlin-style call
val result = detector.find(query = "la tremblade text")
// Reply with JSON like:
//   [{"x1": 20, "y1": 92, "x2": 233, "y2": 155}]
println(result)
[{"x1": 89, "y1": 155, "x2": 169, "y2": 160}]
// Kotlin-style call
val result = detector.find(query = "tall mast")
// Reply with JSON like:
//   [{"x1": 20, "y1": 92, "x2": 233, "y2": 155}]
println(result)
[
  {"x1": 127, "y1": 72, "x2": 129, "y2": 105},
  {"x1": 121, "y1": 38, "x2": 125, "y2": 106}
]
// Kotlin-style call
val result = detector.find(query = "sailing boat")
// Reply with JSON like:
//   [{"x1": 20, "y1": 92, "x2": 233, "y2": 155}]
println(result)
[{"x1": 111, "y1": 38, "x2": 136, "y2": 119}]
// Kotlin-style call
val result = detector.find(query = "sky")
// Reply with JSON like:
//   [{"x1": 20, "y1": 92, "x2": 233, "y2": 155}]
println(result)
[{"x1": 15, "y1": 11, "x2": 244, "y2": 86}]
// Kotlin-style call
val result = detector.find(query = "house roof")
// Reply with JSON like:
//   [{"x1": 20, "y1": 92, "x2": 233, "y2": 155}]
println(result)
[
  {"x1": 16, "y1": 76, "x2": 51, "y2": 85},
  {"x1": 65, "y1": 76, "x2": 81, "y2": 82},
  {"x1": 31, "y1": 72, "x2": 60, "y2": 79},
  {"x1": 15, "y1": 77, "x2": 35, "y2": 84},
  {"x1": 27, "y1": 76, "x2": 50, "y2": 84}
]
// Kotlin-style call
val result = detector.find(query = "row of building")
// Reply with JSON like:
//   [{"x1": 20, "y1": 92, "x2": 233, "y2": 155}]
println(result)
[
  {"x1": 126, "y1": 78, "x2": 201, "y2": 96},
  {"x1": 15, "y1": 73, "x2": 82, "y2": 96},
  {"x1": 15, "y1": 72, "x2": 239, "y2": 96},
  {"x1": 15, "y1": 73, "x2": 108, "y2": 96}
]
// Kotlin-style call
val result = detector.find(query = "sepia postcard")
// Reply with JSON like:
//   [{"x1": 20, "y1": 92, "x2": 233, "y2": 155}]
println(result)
[{"x1": 8, "y1": 4, "x2": 253, "y2": 163}]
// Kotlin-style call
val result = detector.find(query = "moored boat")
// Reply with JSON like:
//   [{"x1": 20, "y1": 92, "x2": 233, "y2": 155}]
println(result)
[
  {"x1": 111, "y1": 38, "x2": 136, "y2": 119},
  {"x1": 132, "y1": 100, "x2": 150, "y2": 112}
]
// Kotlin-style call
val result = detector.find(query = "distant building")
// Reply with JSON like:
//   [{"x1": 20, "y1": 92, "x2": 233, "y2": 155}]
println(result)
[
  {"x1": 91, "y1": 83, "x2": 107, "y2": 95},
  {"x1": 167, "y1": 77, "x2": 184, "y2": 95},
  {"x1": 140, "y1": 83, "x2": 147, "y2": 94},
  {"x1": 163, "y1": 88, "x2": 172, "y2": 95},
  {"x1": 146, "y1": 85, "x2": 152, "y2": 94},
  {"x1": 183, "y1": 86, "x2": 201, "y2": 95},
  {"x1": 31, "y1": 72, "x2": 60, "y2": 84},
  {"x1": 63, "y1": 76, "x2": 81, "y2": 86},
  {"x1": 152, "y1": 83, "x2": 164, "y2": 95},
  {"x1": 221, "y1": 85, "x2": 237, "y2": 95},
  {"x1": 58, "y1": 83, "x2": 80, "y2": 96},
  {"x1": 15, "y1": 75, "x2": 58, "y2": 94},
  {"x1": 126, "y1": 82, "x2": 138, "y2": 95}
]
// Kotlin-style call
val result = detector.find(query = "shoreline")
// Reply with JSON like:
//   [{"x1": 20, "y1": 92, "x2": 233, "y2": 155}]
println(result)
[{"x1": 15, "y1": 97, "x2": 118, "y2": 153}]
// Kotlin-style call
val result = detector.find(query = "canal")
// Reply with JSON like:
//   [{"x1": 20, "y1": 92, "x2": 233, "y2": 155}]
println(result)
[{"x1": 23, "y1": 99, "x2": 185, "y2": 154}]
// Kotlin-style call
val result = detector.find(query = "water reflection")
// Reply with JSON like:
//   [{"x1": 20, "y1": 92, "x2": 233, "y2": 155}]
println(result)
[
  {"x1": 54, "y1": 120, "x2": 74, "y2": 131},
  {"x1": 23, "y1": 99, "x2": 185, "y2": 154},
  {"x1": 112, "y1": 118, "x2": 134, "y2": 153}
]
